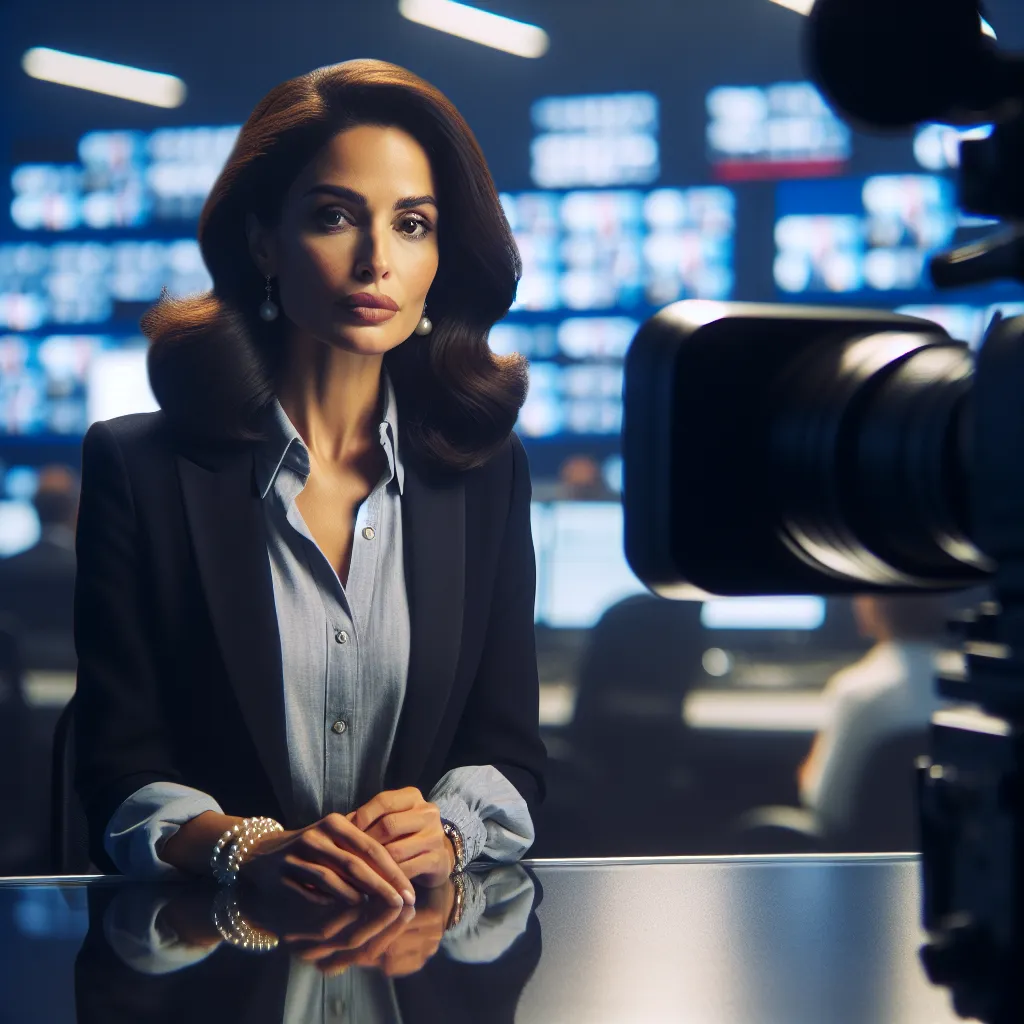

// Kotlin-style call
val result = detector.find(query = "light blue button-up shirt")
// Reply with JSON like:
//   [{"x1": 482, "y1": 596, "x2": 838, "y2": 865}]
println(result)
[{"x1": 104, "y1": 366, "x2": 534, "y2": 877}]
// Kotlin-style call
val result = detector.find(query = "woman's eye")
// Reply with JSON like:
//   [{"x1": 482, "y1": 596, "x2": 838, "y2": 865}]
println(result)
[
  {"x1": 318, "y1": 207, "x2": 348, "y2": 228},
  {"x1": 399, "y1": 216, "x2": 432, "y2": 239}
]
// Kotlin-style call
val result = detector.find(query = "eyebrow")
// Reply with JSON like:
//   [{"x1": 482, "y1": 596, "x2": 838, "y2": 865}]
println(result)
[{"x1": 303, "y1": 184, "x2": 437, "y2": 212}]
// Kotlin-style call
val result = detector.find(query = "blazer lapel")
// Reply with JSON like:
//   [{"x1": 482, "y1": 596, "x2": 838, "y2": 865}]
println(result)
[
  {"x1": 386, "y1": 457, "x2": 466, "y2": 790},
  {"x1": 176, "y1": 446, "x2": 294, "y2": 824}
]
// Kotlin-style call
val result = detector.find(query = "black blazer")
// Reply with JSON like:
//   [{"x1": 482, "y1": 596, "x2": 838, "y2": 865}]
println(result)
[{"x1": 73, "y1": 411, "x2": 546, "y2": 871}]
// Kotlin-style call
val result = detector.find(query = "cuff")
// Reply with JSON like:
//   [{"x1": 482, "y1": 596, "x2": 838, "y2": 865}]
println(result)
[
  {"x1": 104, "y1": 782, "x2": 224, "y2": 879},
  {"x1": 428, "y1": 765, "x2": 534, "y2": 865},
  {"x1": 103, "y1": 889, "x2": 220, "y2": 975},
  {"x1": 441, "y1": 864, "x2": 536, "y2": 963}
]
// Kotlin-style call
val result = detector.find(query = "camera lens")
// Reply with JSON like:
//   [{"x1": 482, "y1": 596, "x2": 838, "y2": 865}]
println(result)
[
  {"x1": 770, "y1": 330, "x2": 986, "y2": 586},
  {"x1": 622, "y1": 303, "x2": 994, "y2": 596}
]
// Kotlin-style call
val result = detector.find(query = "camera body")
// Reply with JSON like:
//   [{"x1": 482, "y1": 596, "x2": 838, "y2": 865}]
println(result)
[{"x1": 620, "y1": 0, "x2": 1024, "y2": 1016}]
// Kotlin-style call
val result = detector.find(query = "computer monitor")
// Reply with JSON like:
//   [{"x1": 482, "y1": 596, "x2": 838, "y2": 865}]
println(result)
[{"x1": 532, "y1": 500, "x2": 647, "y2": 628}]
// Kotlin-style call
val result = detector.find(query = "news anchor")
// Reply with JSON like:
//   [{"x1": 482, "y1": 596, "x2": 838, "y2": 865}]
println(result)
[{"x1": 73, "y1": 59, "x2": 546, "y2": 909}]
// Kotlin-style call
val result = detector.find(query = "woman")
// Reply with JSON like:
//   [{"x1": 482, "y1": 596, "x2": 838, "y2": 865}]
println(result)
[{"x1": 73, "y1": 59, "x2": 546, "y2": 907}]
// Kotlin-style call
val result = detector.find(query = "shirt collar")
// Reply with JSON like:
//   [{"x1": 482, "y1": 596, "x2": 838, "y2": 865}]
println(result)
[{"x1": 254, "y1": 366, "x2": 404, "y2": 500}]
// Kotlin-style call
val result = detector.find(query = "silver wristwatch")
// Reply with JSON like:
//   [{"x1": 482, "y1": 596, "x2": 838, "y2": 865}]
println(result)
[{"x1": 440, "y1": 818, "x2": 467, "y2": 874}]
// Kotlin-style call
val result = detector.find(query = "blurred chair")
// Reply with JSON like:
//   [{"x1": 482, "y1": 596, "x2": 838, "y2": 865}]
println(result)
[
  {"x1": 0, "y1": 617, "x2": 42, "y2": 872},
  {"x1": 50, "y1": 694, "x2": 94, "y2": 874},
  {"x1": 732, "y1": 727, "x2": 929, "y2": 853},
  {"x1": 540, "y1": 594, "x2": 705, "y2": 855},
  {"x1": 0, "y1": 465, "x2": 79, "y2": 671}
]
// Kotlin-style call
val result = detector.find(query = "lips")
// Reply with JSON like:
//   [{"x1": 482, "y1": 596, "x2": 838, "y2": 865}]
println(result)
[
  {"x1": 340, "y1": 291, "x2": 399, "y2": 324},
  {"x1": 343, "y1": 292, "x2": 399, "y2": 311}
]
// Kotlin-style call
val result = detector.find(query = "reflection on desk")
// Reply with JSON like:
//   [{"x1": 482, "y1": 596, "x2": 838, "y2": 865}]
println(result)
[
  {"x1": 0, "y1": 856, "x2": 986, "y2": 1023},
  {"x1": 72, "y1": 866, "x2": 536, "y2": 1024}
]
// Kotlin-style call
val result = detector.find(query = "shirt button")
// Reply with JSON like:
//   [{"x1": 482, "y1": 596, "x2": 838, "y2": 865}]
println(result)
[
  {"x1": 334, "y1": 629, "x2": 349, "y2": 644},
  {"x1": 332, "y1": 720, "x2": 347, "y2": 735},
  {"x1": 362, "y1": 526, "x2": 375, "y2": 540}
]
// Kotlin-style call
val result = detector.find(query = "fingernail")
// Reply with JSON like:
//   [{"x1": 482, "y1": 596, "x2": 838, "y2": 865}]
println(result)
[
  {"x1": 390, "y1": 891, "x2": 405, "y2": 908},
  {"x1": 403, "y1": 888, "x2": 416, "y2": 905}
]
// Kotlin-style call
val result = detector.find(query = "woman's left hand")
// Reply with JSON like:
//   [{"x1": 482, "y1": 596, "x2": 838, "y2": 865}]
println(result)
[{"x1": 347, "y1": 788, "x2": 455, "y2": 889}]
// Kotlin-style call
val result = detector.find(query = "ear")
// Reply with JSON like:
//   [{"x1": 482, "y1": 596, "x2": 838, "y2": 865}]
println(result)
[{"x1": 245, "y1": 212, "x2": 276, "y2": 277}]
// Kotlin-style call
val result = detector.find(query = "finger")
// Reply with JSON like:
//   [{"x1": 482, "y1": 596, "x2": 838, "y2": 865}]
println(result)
[
  {"x1": 397, "y1": 851, "x2": 449, "y2": 884},
  {"x1": 319, "y1": 815, "x2": 416, "y2": 904},
  {"x1": 327, "y1": 903, "x2": 408, "y2": 953},
  {"x1": 282, "y1": 905, "x2": 365, "y2": 944},
  {"x1": 284, "y1": 854, "x2": 363, "y2": 905},
  {"x1": 377, "y1": 829, "x2": 439, "y2": 866},
  {"x1": 365, "y1": 809, "x2": 436, "y2": 846},
  {"x1": 310, "y1": 908, "x2": 415, "y2": 974},
  {"x1": 305, "y1": 828, "x2": 410, "y2": 907},
  {"x1": 296, "y1": 909, "x2": 409, "y2": 966},
  {"x1": 280, "y1": 875, "x2": 335, "y2": 907},
  {"x1": 348, "y1": 788, "x2": 423, "y2": 833},
  {"x1": 382, "y1": 950, "x2": 436, "y2": 978},
  {"x1": 300, "y1": 829, "x2": 406, "y2": 906},
  {"x1": 294, "y1": 903, "x2": 404, "y2": 959}
]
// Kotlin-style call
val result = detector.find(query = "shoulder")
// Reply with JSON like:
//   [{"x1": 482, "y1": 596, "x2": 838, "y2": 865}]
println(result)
[
  {"x1": 488, "y1": 431, "x2": 530, "y2": 482},
  {"x1": 462, "y1": 431, "x2": 530, "y2": 510},
  {"x1": 84, "y1": 411, "x2": 172, "y2": 459},
  {"x1": 80, "y1": 412, "x2": 185, "y2": 503},
  {"x1": 827, "y1": 648, "x2": 913, "y2": 724}
]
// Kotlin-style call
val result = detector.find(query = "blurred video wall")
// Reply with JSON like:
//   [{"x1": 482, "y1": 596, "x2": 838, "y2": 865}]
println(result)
[{"x1": 0, "y1": 78, "x2": 1020, "y2": 626}]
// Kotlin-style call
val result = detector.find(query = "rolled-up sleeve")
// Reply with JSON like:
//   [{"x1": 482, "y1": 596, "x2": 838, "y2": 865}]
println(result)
[
  {"x1": 429, "y1": 765, "x2": 534, "y2": 865},
  {"x1": 105, "y1": 781, "x2": 223, "y2": 878}
]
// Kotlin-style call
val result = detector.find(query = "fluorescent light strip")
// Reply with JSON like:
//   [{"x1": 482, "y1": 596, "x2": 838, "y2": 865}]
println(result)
[
  {"x1": 767, "y1": 0, "x2": 816, "y2": 13},
  {"x1": 398, "y1": 0, "x2": 549, "y2": 58},
  {"x1": 22, "y1": 47, "x2": 186, "y2": 108}
]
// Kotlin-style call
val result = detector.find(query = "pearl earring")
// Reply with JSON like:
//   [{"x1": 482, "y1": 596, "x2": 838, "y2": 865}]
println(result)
[
  {"x1": 413, "y1": 303, "x2": 432, "y2": 336},
  {"x1": 259, "y1": 274, "x2": 279, "y2": 321}
]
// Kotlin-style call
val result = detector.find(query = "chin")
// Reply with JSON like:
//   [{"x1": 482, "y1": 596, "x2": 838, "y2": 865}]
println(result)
[{"x1": 325, "y1": 324, "x2": 410, "y2": 356}]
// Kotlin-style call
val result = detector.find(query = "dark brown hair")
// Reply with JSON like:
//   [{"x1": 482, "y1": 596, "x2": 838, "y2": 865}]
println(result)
[{"x1": 142, "y1": 59, "x2": 526, "y2": 472}]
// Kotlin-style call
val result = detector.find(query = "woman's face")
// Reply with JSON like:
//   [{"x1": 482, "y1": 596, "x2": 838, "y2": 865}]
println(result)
[{"x1": 248, "y1": 123, "x2": 440, "y2": 356}]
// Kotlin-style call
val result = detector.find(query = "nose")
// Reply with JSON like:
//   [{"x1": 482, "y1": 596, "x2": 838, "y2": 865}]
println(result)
[{"x1": 353, "y1": 221, "x2": 390, "y2": 283}]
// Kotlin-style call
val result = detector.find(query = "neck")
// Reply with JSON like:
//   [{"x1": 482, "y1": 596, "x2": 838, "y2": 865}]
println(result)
[{"x1": 274, "y1": 333, "x2": 384, "y2": 469}]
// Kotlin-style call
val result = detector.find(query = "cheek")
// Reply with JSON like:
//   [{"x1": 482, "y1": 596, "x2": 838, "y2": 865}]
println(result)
[
  {"x1": 398, "y1": 243, "x2": 440, "y2": 300},
  {"x1": 277, "y1": 237, "x2": 351, "y2": 314},
  {"x1": 294, "y1": 237, "x2": 352, "y2": 288}
]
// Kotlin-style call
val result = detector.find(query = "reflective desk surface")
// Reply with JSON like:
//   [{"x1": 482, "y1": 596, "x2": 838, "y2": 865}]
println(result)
[{"x1": 0, "y1": 855, "x2": 976, "y2": 1023}]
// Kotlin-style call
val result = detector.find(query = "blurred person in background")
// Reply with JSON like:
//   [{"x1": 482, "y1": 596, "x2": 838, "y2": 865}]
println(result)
[
  {"x1": 0, "y1": 464, "x2": 80, "y2": 670},
  {"x1": 797, "y1": 594, "x2": 949, "y2": 833},
  {"x1": 74, "y1": 60, "x2": 545, "y2": 911},
  {"x1": 554, "y1": 454, "x2": 613, "y2": 501}
]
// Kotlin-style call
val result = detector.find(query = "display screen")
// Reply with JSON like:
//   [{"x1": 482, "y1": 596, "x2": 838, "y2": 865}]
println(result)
[
  {"x1": 774, "y1": 175, "x2": 959, "y2": 295},
  {"x1": 706, "y1": 82, "x2": 851, "y2": 181},
  {"x1": 0, "y1": 80, "x2": 1006, "y2": 627}
]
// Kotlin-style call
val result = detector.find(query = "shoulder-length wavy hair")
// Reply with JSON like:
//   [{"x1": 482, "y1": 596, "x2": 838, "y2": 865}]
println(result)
[{"x1": 142, "y1": 59, "x2": 526, "y2": 472}]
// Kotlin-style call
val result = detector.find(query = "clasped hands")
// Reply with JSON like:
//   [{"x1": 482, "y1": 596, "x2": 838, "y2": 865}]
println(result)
[
  {"x1": 252, "y1": 880, "x2": 455, "y2": 978},
  {"x1": 156, "y1": 876, "x2": 455, "y2": 979},
  {"x1": 241, "y1": 787, "x2": 456, "y2": 906}
]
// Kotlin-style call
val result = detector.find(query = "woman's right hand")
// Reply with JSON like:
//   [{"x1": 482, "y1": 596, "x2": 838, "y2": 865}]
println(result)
[{"x1": 240, "y1": 812, "x2": 417, "y2": 908}]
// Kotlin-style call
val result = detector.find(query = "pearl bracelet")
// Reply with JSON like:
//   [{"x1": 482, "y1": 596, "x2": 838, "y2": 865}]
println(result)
[
  {"x1": 211, "y1": 886, "x2": 279, "y2": 953},
  {"x1": 211, "y1": 816, "x2": 283, "y2": 885}
]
